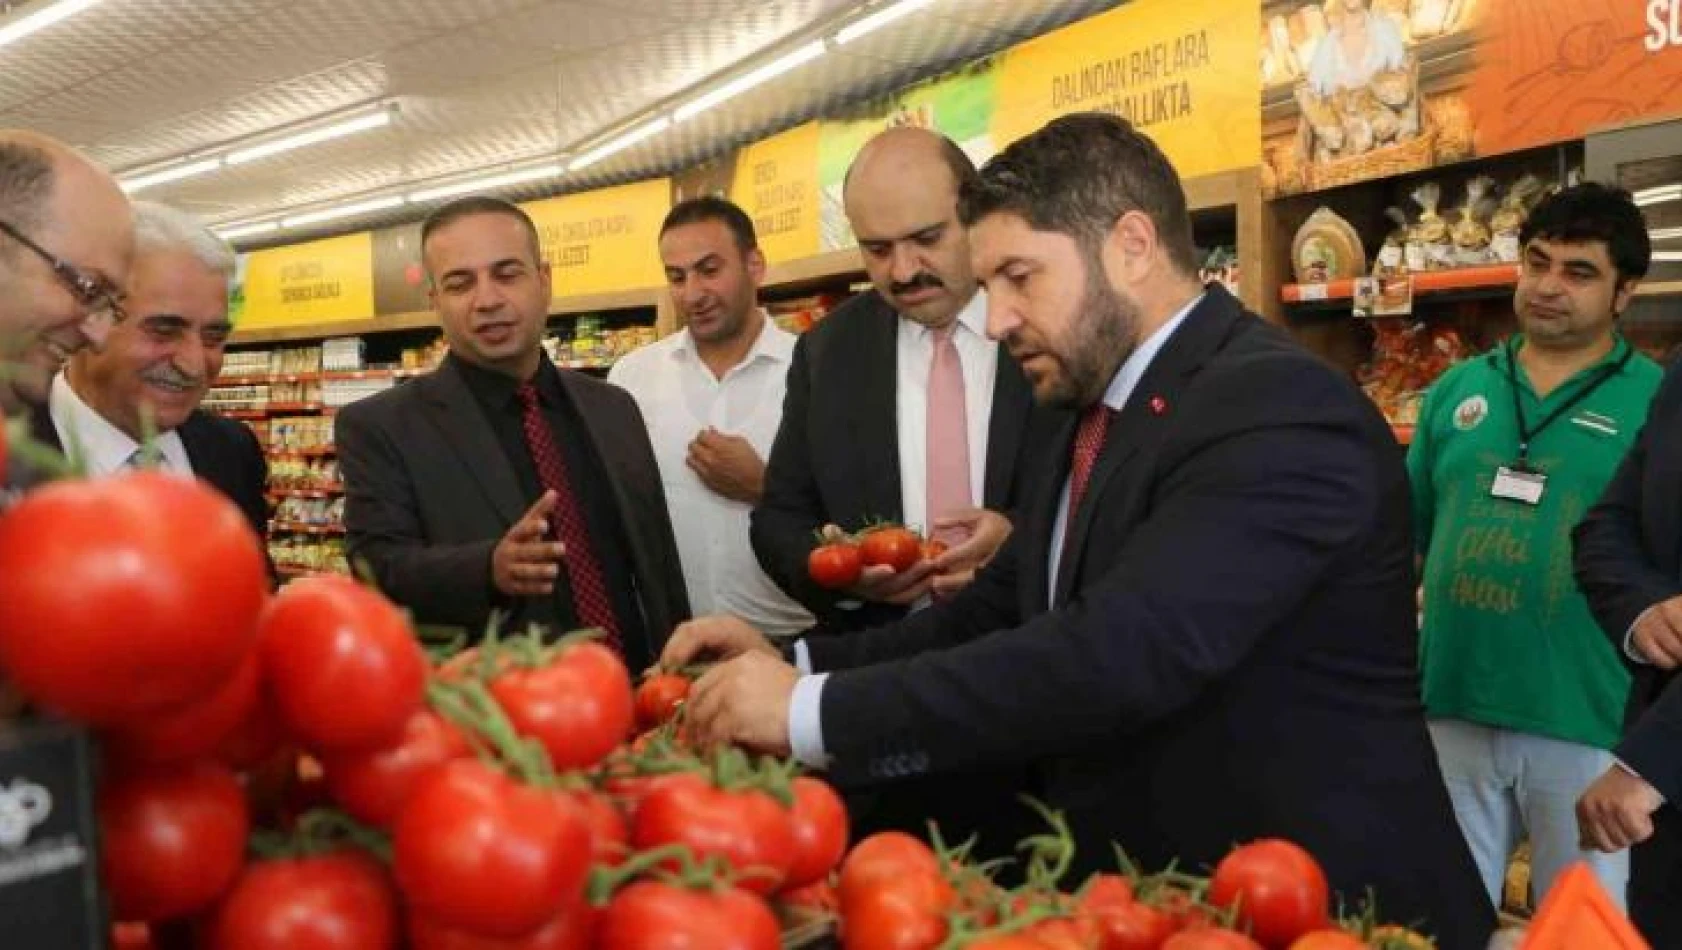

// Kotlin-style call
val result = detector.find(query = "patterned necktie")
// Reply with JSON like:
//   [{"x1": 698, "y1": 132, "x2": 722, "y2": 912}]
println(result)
[
  {"x1": 925, "y1": 322, "x2": 972, "y2": 545},
  {"x1": 515, "y1": 383, "x2": 622, "y2": 652},
  {"x1": 1066, "y1": 403, "x2": 1114, "y2": 526}
]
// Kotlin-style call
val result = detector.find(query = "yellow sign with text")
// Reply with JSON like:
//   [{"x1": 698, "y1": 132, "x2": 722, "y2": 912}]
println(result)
[
  {"x1": 240, "y1": 232, "x2": 375, "y2": 329},
  {"x1": 522, "y1": 179, "x2": 669, "y2": 299},
  {"x1": 991, "y1": 0, "x2": 1259, "y2": 179},
  {"x1": 729, "y1": 121, "x2": 822, "y2": 265}
]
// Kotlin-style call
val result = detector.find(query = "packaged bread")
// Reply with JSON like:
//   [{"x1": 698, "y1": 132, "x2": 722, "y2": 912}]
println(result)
[
  {"x1": 1412, "y1": 0, "x2": 1453, "y2": 37},
  {"x1": 1452, "y1": 176, "x2": 1497, "y2": 266},
  {"x1": 1269, "y1": 15, "x2": 1299, "y2": 78},
  {"x1": 1490, "y1": 175, "x2": 1544, "y2": 262},
  {"x1": 1375, "y1": 207, "x2": 1412, "y2": 275},
  {"x1": 1408, "y1": 183, "x2": 1452, "y2": 271},
  {"x1": 1293, "y1": 207, "x2": 1366, "y2": 284}
]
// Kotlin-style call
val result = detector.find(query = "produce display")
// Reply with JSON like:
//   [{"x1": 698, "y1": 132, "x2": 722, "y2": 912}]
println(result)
[{"x1": 1359, "y1": 321, "x2": 1468, "y2": 427}]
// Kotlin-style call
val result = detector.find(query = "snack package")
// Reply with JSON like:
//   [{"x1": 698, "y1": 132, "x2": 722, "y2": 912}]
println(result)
[
  {"x1": 1408, "y1": 183, "x2": 1452, "y2": 271},
  {"x1": 1451, "y1": 176, "x2": 1497, "y2": 267},
  {"x1": 1490, "y1": 175, "x2": 1544, "y2": 263},
  {"x1": 1375, "y1": 207, "x2": 1412, "y2": 276}
]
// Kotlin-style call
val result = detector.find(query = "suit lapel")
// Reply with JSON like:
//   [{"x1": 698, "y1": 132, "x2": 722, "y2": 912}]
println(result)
[
  {"x1": 984, "y1": 348, "x2": 1030, "y2": 509},
  {"x1": 27, "y1": 402, "x2": 63, "y2": 455},
  {"x1": 1053, "y1": 287, "x2": 1245, "y2": 605},
  {"x1": 421, "y1": 361, "x2": 526, "y2": 526},
  {"x1": 852, "y1": 298, "x2": 904, "y2": 523},
  {"x1": 1023, "y1": 412, "x2": 1079, "y2": 614},
  {"x1": 177, "y1": 415, "x2": 224, "y2": 489}
]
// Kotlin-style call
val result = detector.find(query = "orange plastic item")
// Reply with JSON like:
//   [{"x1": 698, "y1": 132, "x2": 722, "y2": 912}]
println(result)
[{"x1": 1520, "y1": 863, "x2": 1649, "y2": 950}]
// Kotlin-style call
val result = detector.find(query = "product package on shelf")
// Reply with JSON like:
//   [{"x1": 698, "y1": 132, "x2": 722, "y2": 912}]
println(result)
[
  {"x1": 1359, "y1": 320, "x2": 1469, "y2": 427},
  {"x1": 320, "y1": 337, "x2": 365, "y2": 373},
  {"x1": 268, "y1": 416, "x2": 334, "y2": 454},
  {"x1": 323, "y1": 376, "x2": 394, "y2": 410}
]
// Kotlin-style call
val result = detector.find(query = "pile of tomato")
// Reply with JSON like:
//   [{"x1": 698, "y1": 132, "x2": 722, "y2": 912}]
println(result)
[{"x1": 808, "y1": 522, "x2": 946, "y2": 590}]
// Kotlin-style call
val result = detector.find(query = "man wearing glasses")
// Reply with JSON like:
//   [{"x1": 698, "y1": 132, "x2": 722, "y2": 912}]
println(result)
[{"x1": 0, "y1": 130, "x2": 133, "y2": 424}]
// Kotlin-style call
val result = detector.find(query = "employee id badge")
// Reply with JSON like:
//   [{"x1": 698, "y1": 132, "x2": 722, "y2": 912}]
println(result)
[{"x1": 1491, "y1": 464, "x2": 1546, "y2": 505}]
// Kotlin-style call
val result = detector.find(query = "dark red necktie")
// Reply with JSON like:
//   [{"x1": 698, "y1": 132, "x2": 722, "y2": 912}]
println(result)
[
  {"x1": 1067, "y1": 403, "x2": 1114, "y2": 521},
  {"x1": 516, "y1": 382, "x2": 622, "y2": 652}
]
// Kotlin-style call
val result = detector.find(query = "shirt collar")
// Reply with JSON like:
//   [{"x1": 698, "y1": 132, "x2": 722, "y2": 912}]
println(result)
[
  {"x1": 49, "y1": 372, "x2": 191, "y2": 476},
  {"x1": 1498, "y1": 334, "x2": 1635, "y2": 386},
  {"x1": 450, "y1": 350, "x2": 563, "y2": 409},
  {"x1": 902, "y1": 289, "x2": 990, "y2": 342},
  {"x1": 1100, "y1": 292, "x2": 1204, "y2": 412},
  {"x1": 672, "y1": 310, "x2": 793, "y2": 369}
]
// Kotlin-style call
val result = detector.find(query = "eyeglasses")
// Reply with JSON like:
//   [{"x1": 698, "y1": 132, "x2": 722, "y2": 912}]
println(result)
[{"x1": 0, "y1": 219, "x2": 127, "y2": 343}]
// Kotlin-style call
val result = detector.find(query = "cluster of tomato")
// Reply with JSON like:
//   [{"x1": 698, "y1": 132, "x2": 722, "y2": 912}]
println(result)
[
  {"x1": 807, "y1": 522, "x2": 947, "y2": 590},
  {"x1": 828, "y1": 827, "x2": 1438, "y2": 950}
]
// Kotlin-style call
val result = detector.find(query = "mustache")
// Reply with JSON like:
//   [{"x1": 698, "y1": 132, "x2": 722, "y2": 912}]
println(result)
[
  {"x1": 140, "y1": 366, "x2": 204, "y2": 389},
  {"x1": 889, "y1": 272, "x2": 944, "y2": 296}
]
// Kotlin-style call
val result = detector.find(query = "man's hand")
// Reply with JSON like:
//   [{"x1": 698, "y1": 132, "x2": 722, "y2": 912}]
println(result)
[
  {"x1": 492, "y1": 492, "x2": 565, "y2": 598},
  {"x1": 685, "y1": 653, "x2": 798, "y2": 755},
  {"x1": 1577, "y1": 765, "x2": 1666, "y2": 852},
  {"x1": 1631, "y1": 596, "x2": 1682, "y2": 669},
  {"x1": 851, "y1": 562, "x2": 938, "y2": 605},
  {"x1": 661, "y1": 615, "x2": 780, "y2": 670},
  {"x1": 929, "y1": 507, "x2": 1012, "y2": 597},
  {"x1": 687, "y1": 428, "x2": 765, "y2": 504}
]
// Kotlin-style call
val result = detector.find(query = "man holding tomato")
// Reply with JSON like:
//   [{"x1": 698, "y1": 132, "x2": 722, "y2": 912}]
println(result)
[{"x1": 669, "y1": 113, "x2": 1494, "y2": 949}]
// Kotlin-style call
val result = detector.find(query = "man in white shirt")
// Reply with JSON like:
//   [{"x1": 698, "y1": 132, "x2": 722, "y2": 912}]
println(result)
[
  {"x1": 34, "y1": 201, "x2": 269, "y2": 542},
  {"x1": 609, "y1": 198, "x2": 813, "y2": 639}
]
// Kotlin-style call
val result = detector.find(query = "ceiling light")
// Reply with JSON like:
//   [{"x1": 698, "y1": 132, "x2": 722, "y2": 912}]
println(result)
[
  {"x1": 121, "y1": 158, "x2": 223, "y2": 194},
  {"x1": 214, "y1": 221, "x2": 280, "y2": 241},
  {"x1": 568, "y1": 117, "x2": 671, "y2": 172},
  {"x1": 1634, "y1": 184, "x2": 1682, "y2": 208},
  {"x1": 226, "y1": 111, "x2": 393, "y2": 166},
  {"x1": 834, "y1": 0, "x2": 935, "y2": 45},
  {"x1": 1654, "y1": 251, "x2": 1682, "y2": 262},
  {"x1": 0, "y1": 0, "x2": 101, "y2": 49},
  {"x1": 280, "y1": 196, "x2": 406, "y2": 229},
  {"x1": 1648, "y1": 227, "x2": 1682, "y2": 241},
  {"x1": 408, "y1": 164, "x2": 566, "y2": 203},
  {"x1": 675, "y1": 41, "x2": 828, "y2": 122}
]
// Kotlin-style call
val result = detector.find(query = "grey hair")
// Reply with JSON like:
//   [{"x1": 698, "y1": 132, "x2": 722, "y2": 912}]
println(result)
[{"x1": 132, "y1": 201, "x2": 236, "y2": 279}]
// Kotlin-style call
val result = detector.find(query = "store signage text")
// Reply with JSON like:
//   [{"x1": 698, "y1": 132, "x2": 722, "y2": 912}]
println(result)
[
  {"x1": 1648, "y1": 0, "x2": 1682, "y2": 51},
  {"x1": 278, "y1": 260, "x2": 343, "y2": 304},
  {"x1": 1049, "y1": 31, "x2": 1210, "y2": 128},
  {"x1": 751, "y1": 161, "x2": 806, "y2": 238}
]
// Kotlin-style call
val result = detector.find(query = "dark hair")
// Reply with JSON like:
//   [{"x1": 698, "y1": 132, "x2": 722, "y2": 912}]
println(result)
[
  {"x1": 661, "y1": 196, "x2": 758, "y2": 253},
  {"x1": 1519, "y1": 182, "x2": 1651, "y2": 283},
  {"x1": 0, "y1": 139, "x2": 54, "y2": 236},
  {"x1": 841, "y1": 131, "x2": 979, "y2": 201},
  {"x1": 420, "y1": 195, "x2": 543, "y2": 266},
  {"x1": 958, "y1": 112, "x2": 1199, "y2": 276}
]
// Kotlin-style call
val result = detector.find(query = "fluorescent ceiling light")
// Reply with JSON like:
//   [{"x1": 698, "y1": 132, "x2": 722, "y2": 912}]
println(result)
[
  {"x1": 121, "y1": 158, "x2": 223, "y2": 194},
  {"x1": 0, "y1": 0, "x2": 101, "y2": 49},
  {"x1": 1654, "y1": 251, "x2": 1682, "y2": 262},
  {"x1": 215, "y1": 221, "x2": 280, "y2": 241},
  {"x1": 569, "y1": 117, "x2": 671, "y2": 172},
  {"x1": 227, "y1": 111, "x2": 392, "y2": 166},
  {"x1": 408, "y1": 164, "x2": 566, "y2": 203},
  {"x1": 1634, "y1": 184, "x2": 1682, "y2": 208},
  {"x1": 1648, "y1": 227, "x2": 1682, "y2": 241},
  {"x1": 834, "y1": 0, "x2": 934, "y2": 45},
  {"x1": 675, "y1": 41, "x2": 828, "y2": 122},
  {"x1": 280, "y1": 196, "x2": 406, "y2": 229}
]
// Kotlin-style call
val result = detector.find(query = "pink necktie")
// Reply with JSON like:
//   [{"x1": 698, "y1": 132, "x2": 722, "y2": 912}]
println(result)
[{"x1": 926, "y1": 322, "x2": 972, "y2": 546}]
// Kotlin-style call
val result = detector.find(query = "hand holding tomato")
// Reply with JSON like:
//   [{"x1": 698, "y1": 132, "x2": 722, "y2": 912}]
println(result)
[
  {"x1": 634, "y1": 672, "x2": 692, "y2": 731},
  {"x1": 683, "y1": 653, "x2": 800, "y2": 756},
  {"x1": 660, "y1": 615, "x2": 780, "y2": 670},
  {"x1": 927, "y1": 507, "x2": 1013, "y2": 598}
]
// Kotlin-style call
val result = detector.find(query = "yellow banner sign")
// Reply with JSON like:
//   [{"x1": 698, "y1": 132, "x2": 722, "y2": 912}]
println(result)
[
  {"x1": 729, "y1": 121, "x2": 822, "y2": 265},
  {"x1": 991, "y1": 0, "x2": 1259, "y2": 180},
  {"x1": 239, "y1": 232, "x2": 376, "y2": 329},
  {"x1": 522, "y1": 179, "x2": 669, "y2": 299}
]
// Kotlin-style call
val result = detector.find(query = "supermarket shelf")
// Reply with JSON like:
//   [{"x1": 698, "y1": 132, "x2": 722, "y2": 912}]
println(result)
[
  {"x1": 321, "y1": 367, "x2": 433, "y2": 381},
  {"x1": 270, "y1": 446, "x2": 335, "y2": 458},
  {"x1": 216, "y1": 409, "x2": 267, "y2": 420},
  {"x1": 1281, "y1": 265, "x2": 1523, "y2": 305},
  {"x1": 555, "y1": 359, "x2": 616, "y2": 371},
  {"x1": 228, "y1": 288, "x2": 661, "y2": 346},
  {"x1": 270, "y1": 485, "x2": 344, "y2": 499},
  {"x1": 276, "y1": 565, "x2": 333, "y2": 580},
  {"x1": 267, "y1": 401, "x2": 324, "y2": 414},
  {"x1": 271, "y1": 521, "x2": 345, "y2": 535},
  {"x1": 213, "y1": 372, "x2": 324, "y2": 386}
]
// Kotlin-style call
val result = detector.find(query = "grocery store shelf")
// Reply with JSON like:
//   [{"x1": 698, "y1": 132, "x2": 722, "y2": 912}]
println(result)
[
  {"x1": 321, "y1": 367, "x2": 434, "y2": 381},
  {"x1": 267, "y1": 401, "x2": 324, "y2": 414},
  {"x1": 1281, "y1": 265, "x2": 1522, "y2": 305},
  {"x1": 270, "y1": 485, "x2": 344, "y2": 499},
  {"x1": 216, "y1": 409, "x2": 267, "y2": 420},
  {"x1": 228, "y1": 288, "x2": 662, "y2": 346},
  {"x1": 270, "y1": 446, "x2": 335, "y2": 458},
  {"x1": 271, "y1": 521, "x2": 345, "y2": 535},
  {"x1": 1636, "y1": 281, "x2": 1682, "y2": 298}
]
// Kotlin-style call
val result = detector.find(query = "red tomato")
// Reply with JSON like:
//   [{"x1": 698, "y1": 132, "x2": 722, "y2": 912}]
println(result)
[
  {"x1": 1028, "y1": 915, "x2": 1103, "y2": 950},
  {"x1": 920, "y1": 539, "x2": 949, "y2": 561},
  {"x1": 1086, "y1": 898, "x2": 1181, "y2": 950},
  {"x1": 633, "y1": 772, "x2": 797, "y2": 895},
  {"x1": 98, "y1": 762, "x2": 249, "y2": 922},
  {"x1": 104, "y1": 648, "x2": 261, "y2": 766},
  {"x1": 859, "y1": 526, "x2": 921, "y2": 572},
  {"x1": 598, "y1": 881, "x2": 781, "y2": 950},
  {"x1": 1162, "y1": 930, "x2": 1264, "y2": 950},
  {"x1": 966, "y1": 938, "x2": 1049, "y2": 950},
  {"x1": 634, "y1": 673, "x2": 691, "y2": 731},
  {"x1": 394, "y1": 760, "x2": 591, "y2": 939},
  {"x1": 408, "y1": 905, "x2": 594, "y2": 950},
  {"x1": 1155, "y1": 887, "x2": 1216, "y2": 930},
  {"x1": 809, "y1": 543, "x2": 864, "y2": 589},
  {"x1": 1285, "y1": 932, "x2": 1367, "y2": 950},
  {"x1": 490, "y1": 641, "x2": 633, "y2": 771},
  {"x1": 1078, "y1": 874, "x2": 1136, "y2": 915},
  {"x1": 205, "y1": 849, "x2": 398, "y2": 950},
  {"x1": 837, "y1": 832, "x2": 944, "y2": 911},
  {"x1": 1208, "y1": 840, "x2": 1330, "y2": 949},
  {"x1": 780, "y1": 879, "x2": 839, "y2": 914},
  {"x1": 259, "y1": 575, "x2": 428, "y2": 753},
  {"x1": 784, "y1": 776, "x2": 849, "y2": 889},
  {"x1": 321, "y1": 709, "x2": 471, "y2": 827},
  {"x1": 566, "y1": 787, "x2": 628, "y2": 867},
  {"x1": 111, "y1": 923, "x2": 155, "y2": 950},
  {"x1": 0, "y1": 473, "x2": 266, "y2": 726},
  {"x1": 838, "y1": 883, "x2": 953, "y2": 950},
  {"x1": 215, "y1": 690, "x2": 287, "y2": 771}
]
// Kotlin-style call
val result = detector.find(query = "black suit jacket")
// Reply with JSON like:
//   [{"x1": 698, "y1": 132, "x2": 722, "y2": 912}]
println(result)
[
  {"x1": 752, "y1": 289, "x2": 1048, "y2": 630},
  {"x1": 1574, "y1": 358, "x2": 1682, "y2": 804},
  {"x1": 31, "y1": 403, "x2": 270, "y2": 544},
  {"x1": 804, "y1": 287, "x2": 1493, "y2": 949},
  {"x1": 336, "y1": 357, "x2": 689, "y2": 664}
]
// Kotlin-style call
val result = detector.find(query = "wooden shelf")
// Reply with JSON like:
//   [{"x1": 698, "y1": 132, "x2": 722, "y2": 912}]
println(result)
[
  {"x1": 1281, "y1": 265, "x2": 1523, "y2": 304},
  {"x1": 271, "y1": 521, "x2": 344, "y2": 536}
]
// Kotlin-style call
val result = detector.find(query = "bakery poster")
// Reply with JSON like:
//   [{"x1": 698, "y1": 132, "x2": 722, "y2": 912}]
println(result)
[{"x1": 1262, "y1": 1, "x2": 1682, "y2": 198}]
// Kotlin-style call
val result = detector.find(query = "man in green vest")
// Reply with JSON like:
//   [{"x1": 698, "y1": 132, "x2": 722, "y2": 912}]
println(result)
[{"x1": 1408, "y1": 182, "x2": 1661, "y2": 912}]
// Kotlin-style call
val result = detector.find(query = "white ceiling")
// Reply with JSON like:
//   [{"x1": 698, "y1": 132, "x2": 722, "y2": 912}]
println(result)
[{"x1": 0, "y1": 0, "x2": 1122, "y2": 247}]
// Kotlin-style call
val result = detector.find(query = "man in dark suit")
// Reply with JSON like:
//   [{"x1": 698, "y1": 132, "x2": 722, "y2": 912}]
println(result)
[
  {"x1": 337, "y1": 197, "x2": 687, "y2": 670},
  {"x1": 34, "y1": 200, "x2": 268, "y2": 542},
  {"x1": 752, "y1": 127, "x2": 1046, "y2": 634},
  {"x1": 1572, "y1": 362, "x2": 1682, "y2": 945},
  {"x1": 668, "y1": 113, "x2": 1494, "y2": 948}
]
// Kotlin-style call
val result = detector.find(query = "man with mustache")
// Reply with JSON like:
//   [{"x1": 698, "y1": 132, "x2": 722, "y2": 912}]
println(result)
[
  {"x1": 665, "y1": 112, "x2": 1495, "y2": 948},
  {"x1": 30, "y1": 202, "x2": 270, "y2": 544},
  {"x1": 608, "y1": 197, "x2": 813, "y2": 640}
]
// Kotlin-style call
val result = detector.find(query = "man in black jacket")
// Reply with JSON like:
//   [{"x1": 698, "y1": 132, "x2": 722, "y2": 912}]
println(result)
[
  {"x1": 668, "y1": 113, "x2": 1494, "y2": 949},
  {"x1": 1572, "y1": 360, "x2": 1682, "y2": 946}
]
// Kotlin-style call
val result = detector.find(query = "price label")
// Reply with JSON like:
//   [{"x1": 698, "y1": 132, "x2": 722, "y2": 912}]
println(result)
[{"x1": 1298, "y1": 284, "x2": 1329, "y2": 301}]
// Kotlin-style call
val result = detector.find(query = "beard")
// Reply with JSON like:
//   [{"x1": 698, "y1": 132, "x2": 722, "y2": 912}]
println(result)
[{"x1": 1034, "y1": 258, "x2": 1140, "y2": 411}]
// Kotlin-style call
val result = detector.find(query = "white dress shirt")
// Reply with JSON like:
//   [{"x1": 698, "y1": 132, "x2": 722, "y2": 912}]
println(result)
[
  {"x1": 895, "y1": 290, "x2": 997, "y2": 536},
  {"x1": 608, "y1": 317, "x2": 814, "y2": 639},
  {"x1": 789, "y1": 293, "x2": 1204, "y2": 768},
  {"x1": 49, "y1": 372, "x2": 193, "y2": 477}
]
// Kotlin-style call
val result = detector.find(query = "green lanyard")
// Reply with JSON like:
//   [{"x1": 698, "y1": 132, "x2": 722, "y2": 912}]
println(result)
[{"x1": 1502, "y1": 338, "x2": 1631, "y2": 466}]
